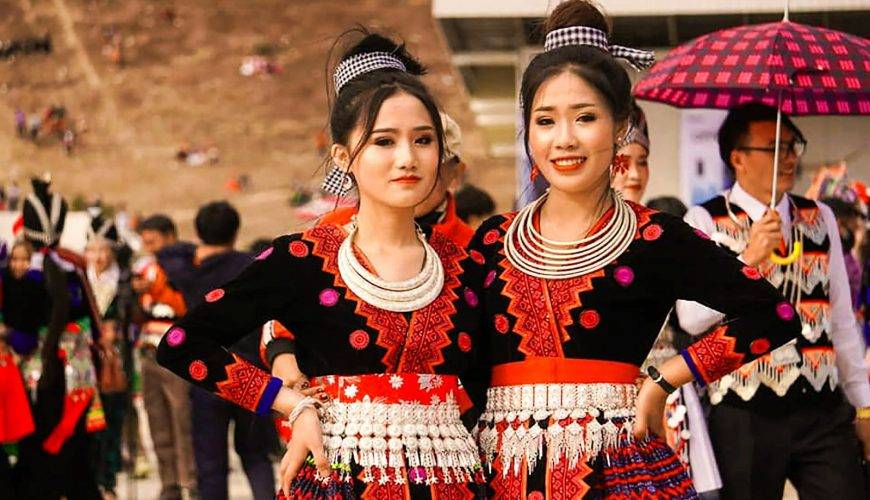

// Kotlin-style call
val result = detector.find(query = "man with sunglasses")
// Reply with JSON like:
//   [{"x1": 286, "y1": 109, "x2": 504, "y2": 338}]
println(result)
[{"x1": 676, "y1": 103, "x2": 870, "y2": 499}]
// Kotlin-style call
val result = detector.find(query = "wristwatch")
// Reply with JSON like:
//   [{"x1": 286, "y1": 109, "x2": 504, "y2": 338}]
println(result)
[{"x1": 646, "y1": 366, "x2": 678, "y2": 395}]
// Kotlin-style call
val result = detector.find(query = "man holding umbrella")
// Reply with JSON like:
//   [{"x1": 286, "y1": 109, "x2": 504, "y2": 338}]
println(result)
[
  {"x1": 634, "y1": 11, "x2": 870, "y2": 497},
  {"x1": 675, "y1": 103, "x2": 870, "y2": 499}
]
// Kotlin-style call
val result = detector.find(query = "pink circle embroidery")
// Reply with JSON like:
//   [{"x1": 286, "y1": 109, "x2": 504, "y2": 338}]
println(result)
[
  {"x1": 580, "y1": 310, "x2": 600, "y2": 329},
  {"x1": 776, "y1": 301, "x2": 795, "y2": 321},
  {"x1": 469, "y1": 250, "x2": 485, "y2": 265},
  {"x1": 349, "y1": 330, "x2": 369, "y2": 350},
  {"x1": 642, "y1": 224, "x2": 663, "y2": 241},
  {"x1": 166, "y1": 327, "x2": 186, "y2": 347},
  {"x1": 457, "y1": 332, "x2": 472, "y2": 352},
  {"x1": 464, "y1": 288, "x2": 478, "y2": 308},
  {"x1": 255, "y1": 247, "x2": 273, "y2": 261},
  {"x1": 483, "y1": 229, "x2": 500, "y2": 245},
  {"x1": 694, "y1": 229, "x2": 711, "y2": 240},
  {"x1": 289, "y1": 241, "x2": 309, "y2": 258},
  {"x1": 494, "y1": 314, "x2": 509, "y2": 334},
  {"x1": 750, "y1": 338, "x2": 771, "y2": 355},
  {"x1": 319, "y1": 288, "x2": 339, "y2": 307},
  {"x1": 189, "y1": 360, "x2": 208, "y2": 381},
  {"x1": 614, "y1": 266, "x2": 635, "y2": 287},
  {"x1": 484, "y1": 270, "x2": 497, "y2": 288},
  {"x1": 205, "y1": 288, "x2": 225, "y2": 303},
  {"x1": 741, "y1": 266, "x2": 762, "y2": 280}
]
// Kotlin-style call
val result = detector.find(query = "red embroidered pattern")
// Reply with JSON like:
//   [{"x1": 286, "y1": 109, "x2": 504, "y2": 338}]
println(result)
[
  {"x1": 305, "y1": 225, "x2": 460, "y2": 373},
  {"x1": 686, "y1": 325, "x2": 745, "y2": 384},
  {"x1": 490, "y1": 452, "x2": 526, "y2": 500},
  {"x1": 397, "y1": 231, "x2": 463, "y2": 373},
  {"x1": 214, "y1": 353, "x2": 272, "y2": 412},
  {"x1": 627, "y1": 201, "x2": 656, "y2": 240},
  {"x1": 546, "y1": 457, "x2": 592, "y2": 500},
  {"x1": 430, "y1": 482, "x2": 475, "y2": 500},
  {"x1": 498, "y1": 215, "x2": 603, "y2": 357},
  {"x1": 359, "y1": 475, "x2": 410, "y2": 499}
]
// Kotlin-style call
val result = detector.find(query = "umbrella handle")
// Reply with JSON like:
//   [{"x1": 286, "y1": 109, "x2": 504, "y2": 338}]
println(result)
[{"x1": 769, "y1": 241, "x2": 802, "y2": 265}]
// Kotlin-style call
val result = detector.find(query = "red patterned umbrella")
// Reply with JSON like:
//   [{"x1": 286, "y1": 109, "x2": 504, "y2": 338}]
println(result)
[
  {"x1": 635, "y1": 14, "x2": 869, "y2": 261},
  {"x1": 634, "y1": 20, "x2": 870, "y2": 116}
]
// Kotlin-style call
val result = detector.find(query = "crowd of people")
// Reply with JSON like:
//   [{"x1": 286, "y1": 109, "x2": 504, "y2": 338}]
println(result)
[
  {"x1": 0, "y1": 1, "x2": 868, "y2": 499},
  {"x1": 13, "y1": 105, "x2": 79, "y2": 155}
]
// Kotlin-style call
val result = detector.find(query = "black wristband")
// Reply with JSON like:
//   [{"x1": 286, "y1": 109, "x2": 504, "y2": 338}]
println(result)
[{"x1": 646, "y1": 366, "x2": 678, "y2": 395}]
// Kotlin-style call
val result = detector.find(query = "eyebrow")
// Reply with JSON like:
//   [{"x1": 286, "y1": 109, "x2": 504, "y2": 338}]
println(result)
[
  {"x1": 533, "y1": 103, "x2": 595, "y2": 112},
  {"x1": 371, "y1": 126, "x2": 435, "y2": 133}
]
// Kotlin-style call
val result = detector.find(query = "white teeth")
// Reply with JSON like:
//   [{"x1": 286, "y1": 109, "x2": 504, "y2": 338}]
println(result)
[{"x1": 553, "y1": 158, "x2": 584, "y2": 167}]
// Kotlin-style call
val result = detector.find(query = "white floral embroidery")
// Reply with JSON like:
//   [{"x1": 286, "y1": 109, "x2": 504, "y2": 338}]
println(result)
[
  {"x1": 344, "y1": 384, "x2": 358, "y2": 398},
  {"x1": 430, "y1": 395, "x2": 441, "y2": 405},
  {"x1": 389, "y1": 375, "x2": 404, "y2": 389},
  {"x1": 417, "y1": 374, "x2": 443, "y2": 392}
]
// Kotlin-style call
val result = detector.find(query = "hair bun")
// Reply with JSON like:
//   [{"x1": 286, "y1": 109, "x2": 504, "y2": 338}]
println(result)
[
  {"x1": 340, "y1": 31, "x2": 425, "y2": 77},
  {"x1": 543, "y1": 0, "x2": 610, "y2": 37}
]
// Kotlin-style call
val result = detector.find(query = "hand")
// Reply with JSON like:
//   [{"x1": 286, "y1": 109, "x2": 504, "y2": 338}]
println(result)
[
  {"x1": 272, "y1": 354, "x2": 328, "y2": 403},
  {"x1": 278, "y1": 408, "x2": 330, "y2": 496},
  {"x1": 740, "y1": 209, "x2": 782, "y2": 266},
  {"x1": 633, "y1": 377, "x2": 667, "y2": 441},
  {"x1": 855, "y1": 417, "x2": 870, "y2": 460}
]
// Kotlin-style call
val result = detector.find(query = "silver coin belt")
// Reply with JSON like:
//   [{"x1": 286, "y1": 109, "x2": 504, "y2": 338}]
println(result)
[
  {"x1": 319, "y1": 395, "x2": 482, "y2": 485},
  {"x1": 476, "y1": 383, "x2": 637, "y2": 476}
]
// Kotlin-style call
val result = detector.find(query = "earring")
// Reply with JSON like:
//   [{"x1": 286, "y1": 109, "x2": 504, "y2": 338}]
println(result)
[
  {"x1": 611, "y1": 154, "x2": 630, "y2": 175},
  {"x1": 529, "y1": 164, "x2": 540, "y2": 183},
  {"x1": 321, "y1": 163, "x2": 354, "y2": 197}
]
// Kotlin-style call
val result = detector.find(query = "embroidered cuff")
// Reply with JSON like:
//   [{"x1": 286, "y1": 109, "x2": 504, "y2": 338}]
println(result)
[
  {"x1": 681, "y1": 325, "x2": 745, "y2": 386},
  {"x1": 681, "y1": 349, "x2": 707, "y2": 387}
]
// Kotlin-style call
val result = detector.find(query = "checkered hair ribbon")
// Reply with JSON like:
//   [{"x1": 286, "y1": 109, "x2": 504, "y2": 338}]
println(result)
[
  {"x1": 333, "y1": 51, "x2": 407, "y2": 93},
  {"x1": 544, "y1": 26, "x2": 655, "y2": 71}
]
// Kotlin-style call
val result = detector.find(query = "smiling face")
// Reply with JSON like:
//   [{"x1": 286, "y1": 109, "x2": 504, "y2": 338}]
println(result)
[
  {"x1": 731, "y1": 121, "x2": 799, "y2": 204},
  {"x1": 611, "y1": 142, "x2": 649, "y2": 203},
  {"x1": 333, "y1": 91, "x2": 440, "y2": 212},
  {"x1": 527, "y1": 70, "x2": 623, "y2": 197}
]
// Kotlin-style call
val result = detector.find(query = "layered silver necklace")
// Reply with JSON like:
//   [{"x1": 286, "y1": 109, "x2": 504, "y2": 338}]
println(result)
[
  {"x1": 504, "y1": 190, "x2": 637, "y2": 280},
  {"x1": 337, "y1": 222, "x2": 444, "y2": 312}
]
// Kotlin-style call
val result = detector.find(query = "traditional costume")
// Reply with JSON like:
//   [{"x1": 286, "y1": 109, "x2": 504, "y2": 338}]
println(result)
[
  {"x1": 158, "y1": 222, "x2": 485, "y2": 498},
  {"x1": 13, "y1": 177, "x2": 105, "y2": 499},
  {"x1": 466, "y1": 188, "x2": 800, "y2": 497},
  {"x1": 677, "y1": 183, "x2": 870, "y2": 498},
  {"x1": 156, "y1": 49, "x2": 488, "y2": 499}
]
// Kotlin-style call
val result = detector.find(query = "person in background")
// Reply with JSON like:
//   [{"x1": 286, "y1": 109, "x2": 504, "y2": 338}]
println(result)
[
  {"x1": 160, "y1": 201, "x2": 277, "y2": 500},
  {"x1": 14, "y1": 177, "x2": 105, "y2": 499},
  {"x1": 0, "y1": 240, "x2": 38, "y2": 494},
  {"x1": 85, "y1": 214, "x2": 135, "y2": 500},
  {"x1": 610, "y1": 100, "x2": 650, "y2": 204},
  {"x1": 677, "y1": 103, "x2": 870, "y2": 499},
  {"x1": 133, "y1": 214, "x2": 196, "y2": 500},
  {"x1": 822, "y1": 197, "x2": 865, "y2": 310},
  {"x1": 454, "y1": 183, "x2": 495, "y2": 229}
]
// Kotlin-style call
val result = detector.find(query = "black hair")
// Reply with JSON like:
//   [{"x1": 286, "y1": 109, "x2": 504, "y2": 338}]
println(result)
[
  {"x1": 138, "y1": 214, "x2": 177, "y2": 237},
  {"x1": 194, "y1": 201, "x2": 239, "y2": 246},
  {"x1": 521, "y1": 0, "x2": 632, "y2": 163},
  {"x1": 455, "y1": 184, "x2": 496, "y2": 223},
  {"x1": 718, "y1": 103, "x2": 805, "y2": 171},
  {"x1": 646, "y1": 196, "x2": 688, "y2": 218},
  {"x1": 328, "y1": 29, "x2": 445, "y2": 196}
]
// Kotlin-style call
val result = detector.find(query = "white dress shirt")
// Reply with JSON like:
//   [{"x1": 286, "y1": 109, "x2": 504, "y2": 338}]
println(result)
[{"x1": 675, "y1": 182, "x2": 870, "y2": 408}]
